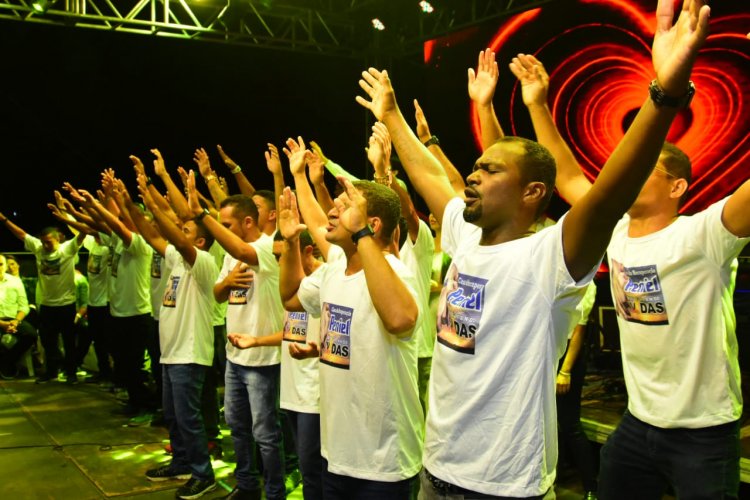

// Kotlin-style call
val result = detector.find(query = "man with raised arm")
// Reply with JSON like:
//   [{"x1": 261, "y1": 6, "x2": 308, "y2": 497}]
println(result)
[
  {"x1": 509, "y1": 24, "x2": 747, "y2": 500},
  {"x1": 278, "y1": 168, "x2": 423, "y2": 499},
  {"x1": 127, "y1": 173, "x2": 219, "y2": 500},
  {"x1": 0, "y1": 212, "x2": 85, "y2": 383},
  {"x1": 185, "y1": 178, "x2": 286, "y2": 500},
  {"x1": 356, "y1": 0, "x2": 709, "y2": 497}
]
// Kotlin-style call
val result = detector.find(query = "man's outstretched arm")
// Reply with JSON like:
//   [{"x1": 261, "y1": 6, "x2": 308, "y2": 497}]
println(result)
[
  {"x1": 468, "y1": 48, "x2": 504, "y2": 151},
  {"x1": 357, "y1": 69, "x2": 456, "y2": 225},
  {"x1": 562, "y1": 0, "x2": 710, "y2": 281}
]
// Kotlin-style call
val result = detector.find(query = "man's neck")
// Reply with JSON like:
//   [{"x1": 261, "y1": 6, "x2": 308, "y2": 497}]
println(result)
[
  {"x1": 627, "y1": 208, "x2": 680, "y2": 238},
  {"x1": 479, "y1": 219, "x2": 534, "y2": 246}
]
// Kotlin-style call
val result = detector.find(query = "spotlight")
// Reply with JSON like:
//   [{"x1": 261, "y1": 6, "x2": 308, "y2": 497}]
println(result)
[
  {"x1": 30, "y1": 0, "x2": 53, "y2": 13},
  {"x1": 419, "y1": 1, "x2": 434, "y2": 14},
  {"x1": 371, "y1": 18, "x2": 385, "y2": 31}
]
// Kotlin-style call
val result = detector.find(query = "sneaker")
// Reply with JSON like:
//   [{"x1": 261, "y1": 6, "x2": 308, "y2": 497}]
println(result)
[
  {"x1": 0, "y1": 365, "x2": 17, "y2": 380},
  {"x1": 99, "y1": 381, "x2": 115, "y2": 391},
  {"x1": 175, "y1": 477, "x2": 216, "y2": 499},
  {"x1": 145, "y1": 464, "x2": 191, "y2": 482},
  {"x1": 63, "y1": 375, "x2": 78, "y2": 385},
  {"x1": 221, "y1": 486, "x2": 261, "y2": 500},
  {"x1": 128, "y1": 411, "x2": 153, "y2": 427},
  {"x1": 285, "y1": 468, "x2": 302, "y2": 493}
]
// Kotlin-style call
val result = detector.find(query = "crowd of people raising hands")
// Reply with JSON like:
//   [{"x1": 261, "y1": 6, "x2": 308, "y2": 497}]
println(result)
[{"x1": 1, "y1": 1, "x2": 749, "y2": 499}]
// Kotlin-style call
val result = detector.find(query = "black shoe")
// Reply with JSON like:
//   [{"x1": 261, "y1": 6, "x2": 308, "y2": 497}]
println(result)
[
  {"x1": 0, "y1": 365, "x2": 17, "y2": 380},
  {"x1": 63, "y1": 374, "x2": 78, "y2": 385},
  {"x1": 175, "y1": 477, "x2": 216, "y2": 499},
  {"x1": 221, "y1": 487, "x2": 261, "y2": 500},
  {"x1": 145, "y1": 464, "x2": 191, "y2": 482},
  {"x1": 35, "y1": 374, "x2": 54, "y2": 384}
]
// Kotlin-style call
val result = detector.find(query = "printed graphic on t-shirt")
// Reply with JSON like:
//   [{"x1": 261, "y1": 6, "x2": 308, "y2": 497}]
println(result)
[
  {"x1": 111, "y1": 253, "x2": 121, "y2": 277},
  {"x1": 610, "y1": 259, "x2": 668, "y2": 325},
  {"x1": 162, "y1": 276, "x2": 179, "y2": 308},
  {"x1": 228, "y1": 285, "x2": 252, "y2": 305},
  {"x1": 319, "y1": 302, "x2": 351, "y2": 369},
  {"x1": 88, "y1": 254, "x2": 103, "y2": 275},
  {"x1": 151, "y1": 254, "x2": 162, "y2": 279},
  {"x1": 436, "y1": 263, "x2": 487, "y2": 354},
  {"x1": 283, "y1": 311, "x2": 309, "y2": 344},
  {"x1": 40, "y1": 257, "x2": 61, "y2": 276}
]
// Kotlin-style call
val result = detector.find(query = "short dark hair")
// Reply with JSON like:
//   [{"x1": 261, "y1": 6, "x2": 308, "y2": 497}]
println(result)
[
  {"x1": 253, "y1": 190, "x2": 276, "y2": 210},
  {"x1": 660, "y1": 142, "x2": 692, "y2": 207},
  {"x1": 39, "y1": 226, "x2": 63, "y2": 240},
  {"x1": 220, "y1": 194, "x2": 259, "y2": 222},
  {"x1": 352, "y1": 181, "x2": 401, "y2": 243},
  {"x1": 492, "y1": 136, "x2": 556, "y2": 218},
  {"x1": 273, "y1": 228, "x2": 314, "y2": 251},
  {"x1": 193, "y1": 218, "x2": 215, "y2": 250}
]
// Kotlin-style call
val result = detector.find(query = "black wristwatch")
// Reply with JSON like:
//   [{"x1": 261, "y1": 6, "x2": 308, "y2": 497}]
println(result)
[
  {"x1": 648, "y1": 79, "x2": 695, "y2": 108},
  {"x1": 351, "y1": 225, "x2": 375, "y2": 244},
  {"x1": 423, "y1": 135, "x2": 440, "y2": 147},
  {"x1": 194, "y1": 208, "x2": 210, "y2": 222}
]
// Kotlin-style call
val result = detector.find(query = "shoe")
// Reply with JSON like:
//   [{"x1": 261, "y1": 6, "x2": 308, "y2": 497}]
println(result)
[
  {"x1": 175, "y1": 477, "x2": 216, "y2": 499},
  {"x1": 63, "y1": 374, "x2": 78, "y2": 385},
  {"x1": 583, "y1": 492, "x2": 598, "y2": 500},
  {"x1": 221, "y1": 486, "x2": 261, "y2": 500},
  {"x1": 114, "y1": 388, "x2": 129, "y2": 401},
  {"x1": 128, "y1": 411, "x2": 153, "y2": 427},
  {"x1": 98, "y1": 381, "x2": 115, "y2": 391},
  {"x1": 145, "y1": 464, "x2": 191, "y2": 482},
  {"x1": 35, "y1": 374, "x2": 54, "y2": 384},
  {"x1": 0, "y1": 365, "x2": 17, "y2": 380},
  {"x1": 285, "y1": 468, "x2": 302, "y2": 493}
]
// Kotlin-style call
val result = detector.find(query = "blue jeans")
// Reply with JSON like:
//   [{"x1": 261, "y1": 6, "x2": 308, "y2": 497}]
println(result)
[
  {"x1": 287, "y1": 410, "x2": 323, "y2": 500},
  {"x1": 322, "y1": 458, "x2": 414, "y2": 500},
  {"x1": 162, "y1": 363, "x2": 213, "y2": 481},
  {"x1": 224, "y1": 361, "x2": 285, "y2": 499},
  {"x1": 599, "y1": 410, "x2": 740, "y2": 500}
]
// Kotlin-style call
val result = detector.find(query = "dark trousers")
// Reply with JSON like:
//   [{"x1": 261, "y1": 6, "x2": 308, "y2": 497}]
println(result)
[
  {"x1": 322, "y1": 458, "x2": 414, "y2": 500},
  {"x1": 111, "y1": 313, "x2": 154, "y2": 411},
  {"x1": 286, "y1": 410, "x2": 322, "y2": 500},
  {"x1": 39, "y1": 304, "x2": 77, "y2": 377},
  {"x1": 0, "y1": 319, "x2": 37, "y2": 374},
  {"x1": 599, "y1": 410, "x2": 740, "y2": 500},
  {"x1": 77, "y1": 305, "x2": 113, "y2": 380},
  {"x1": 556, "y1": 343, "x2": 597, "y2": 492},
  {"x1": 200, "y1": 324, "x2": 224, "y2": 440},
  {"x1": 145, "y1": 317, "x2": 162, "y2": 408}
]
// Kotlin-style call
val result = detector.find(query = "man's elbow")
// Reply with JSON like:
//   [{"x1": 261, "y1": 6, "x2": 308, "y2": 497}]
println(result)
[{"x1": 383, "y1": 308, "x2": 418, "y2": 336}]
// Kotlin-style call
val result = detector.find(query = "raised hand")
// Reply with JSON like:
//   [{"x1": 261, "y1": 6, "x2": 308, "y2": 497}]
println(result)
[
  {"x1": 63, "y1": 182, "x2": 86, "y2": 204},
  {"x1": 265, "y1": 143, "x2": 283, "y2": 176},
  {"x1": 355, "y1": 68, "x2": 398, "y2": 121},
  {"x1": 177, "y1": 166, "x2": 190, "y2": 188},
  {"x1": 151, "y1": 149, "x2": 166, "y2": 177},
  {"x1": 101, "y1": 168, "x2": 116, "y2": 196},
  {"x1": 333, "y1": 177, "x2": 369, "y2": 233},
  {"x1": 193, "y1": 148, "x2": 214, "y2": 178},
  {"x1": 283, "y1": 137, "x2": 308, "y2": 177},
  {"x1": 509, "y1": 54, "x2": 550, "y2": 107},
  {"x1": 224, "y1": 261, "x2": 254, "y2": 290},
  {"x1": 309, "y1": 141, "x2": 329, "y2": 165},
  {"x1": 468, "y1": 48, "x2": 499, "y2": 106},
  {"x1": 652, "y1": 0, "x2": 710, "y2": 95},
  {"x1": 413, "y1": 99, "x2": 432, "y2": 143},
  {"x1": 306, "y1": 149, "x2": 326, "y2": 184},
  {"x1": 217, "y1": 144, "x2": 240, "y2": 171},
  {"x1": 371, "y1": 122, "x2": 392, "y2": 166},
  {"x1": 278, "y1": 187, "x2": 307, "y2": 241},
  {"x1": 185, "y1": 170, "x2": 203, "y2": 217}
]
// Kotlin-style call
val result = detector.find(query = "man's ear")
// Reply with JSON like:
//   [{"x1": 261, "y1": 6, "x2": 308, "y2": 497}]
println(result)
[
  {"x1": 670, "y1": 178, "x2": 688, "y2": 202},
  {"x1": 523, "y1": 181, "x2": 547, "y2": 207}
]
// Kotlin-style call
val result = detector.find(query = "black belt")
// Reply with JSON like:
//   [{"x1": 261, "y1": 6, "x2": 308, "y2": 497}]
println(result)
[{"x1": 425, "y1": 469, "x2": 476, "y2": 496}]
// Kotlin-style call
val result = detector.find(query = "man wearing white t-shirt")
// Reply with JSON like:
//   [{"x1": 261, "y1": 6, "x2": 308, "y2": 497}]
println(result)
[
  {"x1": 355, "y1": 1, "x2": 709, "y2": 496},
  {"x1": 511, "y1": 33, "x2": 749, "y2": 500},
  {"x1": 279, "y1": 177, "x2": 423, "y2": 500},
  {"x1": 0, "y1": 215, "x2": 85, "y2": 383},
  {"x1": 133, "y1": 175, "x2": 219, "y2": 500},
  {"x1": 186, "y1": 186, "x2": 286, "y2": 500},
  {"x1": 229, "y1": 229, "x2": 324, "y2": 500}
]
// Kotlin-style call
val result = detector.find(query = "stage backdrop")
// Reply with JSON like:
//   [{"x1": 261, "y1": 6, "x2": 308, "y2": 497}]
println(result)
[{"x1": 422, "y1": 0, "x2": 750, "y2": 214}]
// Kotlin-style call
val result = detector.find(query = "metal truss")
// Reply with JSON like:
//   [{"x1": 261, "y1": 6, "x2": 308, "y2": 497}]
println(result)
[{"x1": 0, "y1": 0, "x2": 557, "y2": 58}]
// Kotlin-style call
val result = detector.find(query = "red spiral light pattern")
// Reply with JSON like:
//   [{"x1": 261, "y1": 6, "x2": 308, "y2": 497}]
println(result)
[{"x1": 469, "y1": 0, "x2": 750, "y2": 212}]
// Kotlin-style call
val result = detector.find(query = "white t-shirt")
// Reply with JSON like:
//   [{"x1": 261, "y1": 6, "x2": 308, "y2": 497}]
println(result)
[
  {"x1": 400, "y1": 220, "x2": 436, "y2": 359},
  {"x1": 280, "y1": 309, "x2": 321, "y2": 414},
  {"x1": 159, "y1": 246, "x2": 219, "y2": 366},
  {"x1": 149, "y1": 251, "x2": 169, "y2": 321},
  {"x1": 424, "y1": 198, "x2": 593, "y2": 497},
  {"x1": 108, "y1": 233, "x2": 152, "y2": 317},
  {"x1": 608, "y1": 197, "x2": 749, "y2": 428},
  {"x1": 24, "y1": 235, "x2": 82, "y2": 306},
  {"x1": 84, "y1": 234, "x2": 111, "y2": 307},
  {"x1": 298, "y1": 249, "x2": 424, "y2": 482},
  {"x1": 0, "y1": 273, "x2": 29, "y2": 317},
  {"x1": 209, "y1": 241, "x2": 228, "y2": 327},
  {"x1": 218, "y1": 234, "x2": 283, "y2": 367}
]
